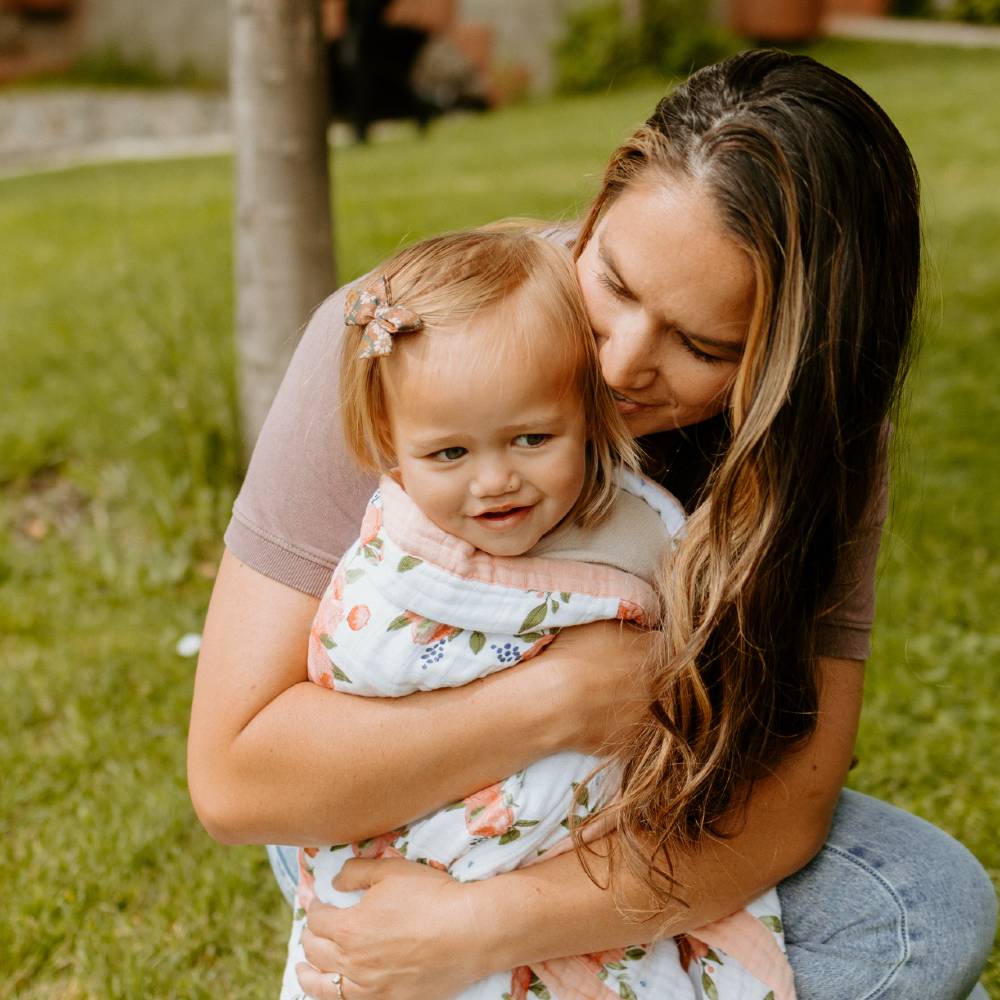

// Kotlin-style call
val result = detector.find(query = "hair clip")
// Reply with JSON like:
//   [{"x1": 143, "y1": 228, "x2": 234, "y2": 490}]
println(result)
[{"x1": 345, "y1": 276, "x2": 423, "y2": 359}]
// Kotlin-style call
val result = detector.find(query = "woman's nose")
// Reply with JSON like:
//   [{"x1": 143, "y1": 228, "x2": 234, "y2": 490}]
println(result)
[
  {"x1": 597, "y1": 313, "x2": 659, "y2": 389},
  {"x1": 470, "y1": 458, "x2": 520, "y2": 499}
]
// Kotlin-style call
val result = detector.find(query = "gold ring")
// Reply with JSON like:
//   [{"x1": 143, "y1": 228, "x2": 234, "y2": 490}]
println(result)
[{"x1": 329, "y1": 971, "x2": 345, "y2": 1000}]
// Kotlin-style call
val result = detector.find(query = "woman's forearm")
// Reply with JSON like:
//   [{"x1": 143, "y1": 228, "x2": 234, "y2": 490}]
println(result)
[
  {"x1": 188, "y1": 550, "x2": 577, "y2": 845},
  {"x1": 466, "y1": 656, "x2": 863, "y2": 973},
  {"x1": 223, "y1": 672, "x2": 570, "y2": 845}
]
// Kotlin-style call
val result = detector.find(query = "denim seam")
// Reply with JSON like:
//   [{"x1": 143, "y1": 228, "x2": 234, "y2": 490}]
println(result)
[{"x1": 822, "y1": 842, "x2": 910, "y2": 1000}]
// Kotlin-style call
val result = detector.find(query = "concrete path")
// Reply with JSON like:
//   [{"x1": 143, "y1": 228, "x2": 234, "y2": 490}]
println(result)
[
  {"x1": 0, "y1": 89, "x2": 230, "y2": 179},
  {"x1": 824, "y1": 14, "x2": 1000, "y2": 48},
  {"x1": 0, "y1": 88, "x2": 390, "y2": 180}
]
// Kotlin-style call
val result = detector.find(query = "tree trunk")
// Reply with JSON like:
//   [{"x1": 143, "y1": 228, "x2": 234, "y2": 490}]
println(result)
[{"x1": 231, "y1": 0, "x2": 335, "y2": 460}]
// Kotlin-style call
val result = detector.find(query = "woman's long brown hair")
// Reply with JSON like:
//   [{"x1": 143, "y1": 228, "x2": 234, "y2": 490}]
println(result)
[{"x1": 572, "y1": 49, "x2": 921, "y2": 906}]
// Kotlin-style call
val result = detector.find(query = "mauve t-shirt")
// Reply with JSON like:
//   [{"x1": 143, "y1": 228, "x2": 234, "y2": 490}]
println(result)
[{"x1": 225, "y1": 251, "x2": 886, "y2": 663}]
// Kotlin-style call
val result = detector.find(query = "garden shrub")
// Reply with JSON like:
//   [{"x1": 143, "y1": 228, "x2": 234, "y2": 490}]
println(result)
[{"x1": 554, "y1": 0, "x2": 743, "y2": 95}]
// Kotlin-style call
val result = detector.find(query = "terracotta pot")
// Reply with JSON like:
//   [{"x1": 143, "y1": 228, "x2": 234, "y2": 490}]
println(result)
[{"x1": 729, "y1": 0, "x2": 824, "y2": 41}]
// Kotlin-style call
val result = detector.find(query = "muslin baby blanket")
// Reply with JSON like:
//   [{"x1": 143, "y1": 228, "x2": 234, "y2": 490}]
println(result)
[{"x1": 280, "y1": 471, "x2": 795, "y2": 1000}]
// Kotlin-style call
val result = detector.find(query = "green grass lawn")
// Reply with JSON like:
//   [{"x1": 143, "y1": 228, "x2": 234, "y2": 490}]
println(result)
[{"x1": 1, "y1": 39, "x2": 997, "y2": 998}]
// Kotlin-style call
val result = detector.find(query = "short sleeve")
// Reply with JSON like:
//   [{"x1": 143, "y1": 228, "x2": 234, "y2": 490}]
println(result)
[
  {"x1": 813, "y1": 458, "x2": 890, "y2": 662},
  {"x1": 224, "y1": 286, "x2": 377, "y2": 597}
]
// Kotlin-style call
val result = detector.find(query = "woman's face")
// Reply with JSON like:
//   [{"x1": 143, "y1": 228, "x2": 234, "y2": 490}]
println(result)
[{"x1": 576, "y1": 177, "x2": 755, "y2": 437}]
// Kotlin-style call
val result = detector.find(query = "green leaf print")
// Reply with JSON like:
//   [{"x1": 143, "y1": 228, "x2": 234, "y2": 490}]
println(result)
[
  {"x1": 701, "y1": 969, "x2": 719, "y2": 1000},
  {"x1": 618, "y1": 981, "x2": 638, "y2": 1000},
  {"x1": 345, "y1": 567, "x2": 365, "y2": 583},
  {"x1": 764, "y1": 993, "x2": 775, "y2": 1000},
  {"x1": 361, "y1": 538, "x2": 384, "y2": 562},
  {"x1": 498, "y1": 828, "x2": 522, "y2": 845},
  {"x1": 528, "y1": 974, "x2": 551, "y2": 999},
  {"x1": 514, "y1": 819, "x2": 539, "y2": 827},
  {"x1": 606, "y1": 961, "x2": 626, "y2": 970},
  {"x1": 550, "y1": 600, "x2": 559, "y2": 613},
  {"x1": 332, "y1": 664, "x2": 352, "y2": 683},
  {"x1": 444, "y1": 800, "x2": 465, "y2": 811},
  {"x1": 387, "y1": 613, "x2": 411, "y2": 631},
  {"x1": 518, "y1": 631, "x2": 545, "y2": 642},
  {"x1": 759, "y1": 915, "x2": 784, "y2": 933},
  {"x1": 469, "y1": 631, "x2": 486, "y2": 655},
  {"x1": 397, "y1": 555, "x2": 422, "y2": 572},
  {"x1": 624, "y1": 947, "x2": 646, "y2": 961},
  {"x1": 518, "y1": 603, "x2": 548, "y2": 634},
  {"x1": 320, "y1": 634, "x2": 336, "y2": 649},
  {"x1": 560, "y1": 592, "x2": 571, "y2": 603},
  {"x1": 705, "y1": 948, "x2": 723, "y2": 965},
  {"x1": 572, "y1": 783, "x2": 589, "y2": 807}
]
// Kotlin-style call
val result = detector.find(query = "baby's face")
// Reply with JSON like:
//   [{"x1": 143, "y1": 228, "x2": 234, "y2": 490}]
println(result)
[{"x1": 385, "y1": 321, "x2": 588, "y2": 557}]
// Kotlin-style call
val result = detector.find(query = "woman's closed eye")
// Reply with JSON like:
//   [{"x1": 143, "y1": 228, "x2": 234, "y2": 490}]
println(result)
[
  {"x1": 430, "y1": 446, "x2": 467, "y2": 462},
  {"x1": 677, "y1": 332, "x2": 728, "y2": 365},
  {"x1": 597, "y1": 270, "x2": 631, "y2": 300},
  {"x1": 513, "y1": 433, "x2": 550, "y2": 448}
]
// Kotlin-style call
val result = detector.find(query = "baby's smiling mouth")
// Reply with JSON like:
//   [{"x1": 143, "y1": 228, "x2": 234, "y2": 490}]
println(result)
[{"x1": 474, "y1": 505, "x2": 533, "y2": 524}]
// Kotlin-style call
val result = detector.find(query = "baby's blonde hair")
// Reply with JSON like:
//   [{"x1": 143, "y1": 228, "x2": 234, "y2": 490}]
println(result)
[{"x1": 340, "y1": 224, "x2": 639, "y2": 528}]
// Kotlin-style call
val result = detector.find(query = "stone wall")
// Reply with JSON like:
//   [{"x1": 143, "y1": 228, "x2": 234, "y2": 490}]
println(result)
[{"x1": 78, "y1": 0, "x2": 231, "y2": 83}]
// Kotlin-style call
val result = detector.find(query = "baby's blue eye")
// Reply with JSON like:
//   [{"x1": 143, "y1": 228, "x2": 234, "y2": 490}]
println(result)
[
  {"x1": 514, "y1": 434, "x2": 549, "y2": 447},
  {"x1": 433, "y1": 446, "x2": 467, "y2": 462}
]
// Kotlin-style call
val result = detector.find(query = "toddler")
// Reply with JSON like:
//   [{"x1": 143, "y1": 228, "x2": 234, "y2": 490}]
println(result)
[{"x1": 281, "y1": 227, "x2": 794, "y2": 1000}]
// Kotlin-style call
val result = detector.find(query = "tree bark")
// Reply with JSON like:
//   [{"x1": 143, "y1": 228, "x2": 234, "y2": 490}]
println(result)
[{"x1": 231, "y1": 0, "x2": 335, "y2": 460}]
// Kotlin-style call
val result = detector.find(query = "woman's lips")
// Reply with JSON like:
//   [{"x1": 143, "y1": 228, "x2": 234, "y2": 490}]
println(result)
[{"x1": 610, "y1": 389, "x2": 653, "y2": 415}]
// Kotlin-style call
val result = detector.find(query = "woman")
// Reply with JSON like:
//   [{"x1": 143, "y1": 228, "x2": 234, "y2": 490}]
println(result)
[{"x1": 187, "y1": 50, "x2": 996, "y2": 998}]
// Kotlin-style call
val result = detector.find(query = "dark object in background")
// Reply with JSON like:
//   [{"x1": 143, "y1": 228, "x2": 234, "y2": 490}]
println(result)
[{"x1": 329, "y1": 0, "x2": 488, "y2": 142}]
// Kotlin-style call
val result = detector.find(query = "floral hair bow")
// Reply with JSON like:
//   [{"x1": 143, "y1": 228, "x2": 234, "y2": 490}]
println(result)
[{"x1": 345, "y1": 276, "x2": 423, "y2": 359}]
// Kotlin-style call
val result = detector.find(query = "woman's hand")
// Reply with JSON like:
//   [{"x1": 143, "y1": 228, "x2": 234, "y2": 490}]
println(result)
[
  {"x1": 545, "y1": 619, "x2": 656, "y2": 755},
  {"x1": 295, "y1": 858, "x2": 487, "y2": 1000}
]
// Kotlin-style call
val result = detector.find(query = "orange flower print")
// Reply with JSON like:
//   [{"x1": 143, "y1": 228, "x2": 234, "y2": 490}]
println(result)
[
  {"x1": 676, "y1": 934, "x2": 710, "y2": 972},
  {"x1": 352, "y1": 832, "x2": 403, "y2": 859},
  {"x1": 464, "y1": 783, "x2": 515, "y2": 838},
  {"x1": 347, "y1": 605, "x2": 371, "y2": 631},
  {"x1": 616, "y1": 599, "x2": 645, "y2": 625},
  {"x1": 404, "y1": 612, "x2": 460, "y2": 645},
  {"x1": 519, "y1": 634, "x2": 555, "y2": 663},
  {"x1": 359, "y1": 504, "x2": 382, "y2": 545},
  {"x1": 508, "y1": 966, "x2": 533, "y2": 1000},
  {"x1": 581, "y1": 947, "x2": 627, "y2": 976},
  {"x1": 295, "y1": 848, "x2": 317, "y2": 911}
]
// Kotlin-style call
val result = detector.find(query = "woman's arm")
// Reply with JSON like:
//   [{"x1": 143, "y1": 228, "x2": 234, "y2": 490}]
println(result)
[
  {"x1": 186, "y1": 550, "x2": 651, "y2": 845},
  {"x1": 295, "y1": 654, "x2": 862, "y2": 996},
  {"x1": 472, "y1": 654, "x2": 863, "y2": 964}
]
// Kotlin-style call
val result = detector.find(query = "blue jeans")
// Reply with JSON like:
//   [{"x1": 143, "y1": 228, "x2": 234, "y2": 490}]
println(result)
[{"x1": 269, "y1": 789, "x2": 996, "y2": 998}]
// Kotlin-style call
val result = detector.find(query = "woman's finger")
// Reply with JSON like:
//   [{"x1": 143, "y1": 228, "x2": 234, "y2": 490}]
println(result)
[
  {"x1": 296, "y1": 962, "x2": 365, "y2": 1000},
  {"x1": 305, "y1": 896, "x2": 347, "y2": 938},
  {"x1": 301, "y1": 925, "x2": 345, "y2": 976},
  {"x1": 332, "y1": 856, "x2": 399, "y2": 892}
]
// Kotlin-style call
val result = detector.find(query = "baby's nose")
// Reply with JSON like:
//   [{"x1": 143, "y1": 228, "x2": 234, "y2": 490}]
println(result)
[{"x1": 470, "y1": 461, "x2": 520, "y2": 499}]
